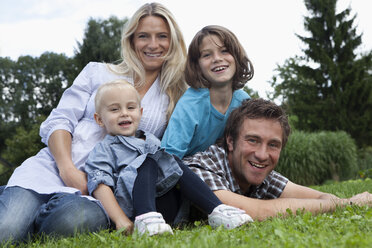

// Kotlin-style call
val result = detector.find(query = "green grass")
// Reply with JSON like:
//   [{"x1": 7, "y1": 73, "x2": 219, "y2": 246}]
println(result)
[{"x1": 3, "y1": 178, "x2": 372, "y2": 248}]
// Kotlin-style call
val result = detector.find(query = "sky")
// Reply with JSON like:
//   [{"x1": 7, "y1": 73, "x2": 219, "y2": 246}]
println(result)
[{"x1": 0, "y1": 0, "x2": 371, "y2": 98}]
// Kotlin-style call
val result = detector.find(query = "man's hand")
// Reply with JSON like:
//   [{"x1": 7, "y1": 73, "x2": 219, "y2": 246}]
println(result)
[{"x1": 349, "y1": 192, "x2": 372, "y2": 207}]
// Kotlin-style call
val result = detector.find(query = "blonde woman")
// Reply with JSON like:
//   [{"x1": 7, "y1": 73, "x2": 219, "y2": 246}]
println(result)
[{"x1": 0, "y1": 2, "x2": 187, "y2": 243}]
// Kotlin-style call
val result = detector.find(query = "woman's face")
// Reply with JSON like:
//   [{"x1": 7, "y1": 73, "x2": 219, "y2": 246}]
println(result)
[{"x1": 133, "y1": 15, "x2": 170, "y2": 74}]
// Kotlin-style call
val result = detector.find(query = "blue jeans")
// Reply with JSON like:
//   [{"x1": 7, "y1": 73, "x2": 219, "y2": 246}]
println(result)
[{"x1": 0, "y1": 186, "x2": 109, "y2": 243}]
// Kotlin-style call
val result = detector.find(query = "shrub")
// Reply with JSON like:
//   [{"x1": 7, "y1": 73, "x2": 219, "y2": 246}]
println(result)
[
  {"x1": 357, "y1": 147, "x2": 372, "y2": 179},
  {"x1": 276, "y1": 130, "x2": 358, "y2": 185}
]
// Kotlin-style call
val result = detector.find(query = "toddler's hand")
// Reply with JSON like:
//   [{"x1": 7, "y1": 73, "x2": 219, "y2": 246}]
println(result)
[{"x1": 116, "y1": 219, "x2": 134, "y2": 235}]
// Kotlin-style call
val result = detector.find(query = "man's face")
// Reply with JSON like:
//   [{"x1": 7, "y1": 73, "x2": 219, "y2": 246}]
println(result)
[{"x1": 227, "y1": 118, "x2": 283, "y2": 191}]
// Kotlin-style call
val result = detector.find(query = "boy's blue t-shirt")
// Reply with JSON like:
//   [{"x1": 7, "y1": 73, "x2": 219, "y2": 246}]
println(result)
[{"x1": 161, "y1": 88, "x2": 250, "y2": 158}]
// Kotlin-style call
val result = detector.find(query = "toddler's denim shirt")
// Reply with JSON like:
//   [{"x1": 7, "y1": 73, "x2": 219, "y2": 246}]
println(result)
[{"x1": 85, "y1": 130, "x2": 183, "y2": 220}]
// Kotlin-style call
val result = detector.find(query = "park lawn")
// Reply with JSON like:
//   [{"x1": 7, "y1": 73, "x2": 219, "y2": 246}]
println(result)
[{"x1": 3, "y1": 178, "x2": 372, "y2": 248}]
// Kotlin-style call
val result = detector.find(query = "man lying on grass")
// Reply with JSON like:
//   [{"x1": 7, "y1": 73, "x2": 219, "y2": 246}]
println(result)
[{"x1": 184, "y1": 98, "x2": 372, "y2": 221}]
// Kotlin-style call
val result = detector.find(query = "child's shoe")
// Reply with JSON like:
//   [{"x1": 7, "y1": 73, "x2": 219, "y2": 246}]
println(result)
[
  {"x1": 208, "y1": 204, "x2": 253, "y2": 229},
  {"x1": 134, "y1": 212, "x2": 173, "y2": 236}
]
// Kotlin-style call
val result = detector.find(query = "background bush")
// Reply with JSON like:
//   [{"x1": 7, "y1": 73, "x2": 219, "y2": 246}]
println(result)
[
  {"x1": 357, "y1": 147, "x2": 372, "y2": 179},
  {"x1": 275, "y1": 130, "x2": 358, "y2": 185}
]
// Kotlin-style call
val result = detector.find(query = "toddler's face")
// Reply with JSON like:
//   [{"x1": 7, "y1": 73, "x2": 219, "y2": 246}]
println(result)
[{"x1": 95, "y1": 87, "x2": 142, "y2": 137}]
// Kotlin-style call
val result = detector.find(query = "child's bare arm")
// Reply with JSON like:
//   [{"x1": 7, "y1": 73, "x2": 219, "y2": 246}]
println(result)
[{"x1": 93, "y1": 184, "x2": 133, "y2": 234}]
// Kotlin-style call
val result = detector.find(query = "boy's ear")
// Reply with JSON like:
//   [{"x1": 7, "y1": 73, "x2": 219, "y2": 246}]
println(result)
[
  {"x1": 226, "y1": 135, "x2": 234, "y2": 152},
  {"x1": 94, "y1": 113, "x2": 104, "y2": 127},
  {"x1": 140, "y1": 107, "x2": 143, "y2": 115}
]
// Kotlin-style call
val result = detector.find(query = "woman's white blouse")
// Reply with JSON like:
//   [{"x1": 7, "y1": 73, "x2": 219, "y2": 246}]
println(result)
[{"x1": 6, "y1": 62, "x2": 169, "y2": 196}]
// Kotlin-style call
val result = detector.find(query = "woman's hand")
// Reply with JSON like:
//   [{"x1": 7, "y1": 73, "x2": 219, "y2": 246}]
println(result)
[{"x1": 59, "y1": 163, "x2": 88, "y2": 195}]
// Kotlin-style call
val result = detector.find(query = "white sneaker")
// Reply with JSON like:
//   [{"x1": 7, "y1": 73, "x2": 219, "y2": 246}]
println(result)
[
  {"x1": 134, "y1": 212, "x2": 173, "y2": 236},
  {"x1": 208, "y1": 204, "x2": 253, "y2": 229}
]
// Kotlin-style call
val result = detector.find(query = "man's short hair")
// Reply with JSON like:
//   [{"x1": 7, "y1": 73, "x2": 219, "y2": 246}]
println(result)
[{"x1": 223, "y1": 98, "x2": 291, "y2": 152}]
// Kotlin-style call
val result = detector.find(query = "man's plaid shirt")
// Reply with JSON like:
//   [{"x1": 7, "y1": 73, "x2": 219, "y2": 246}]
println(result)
[{"x1": 183, "y1": 144, "x2": 288, "y2": 199}]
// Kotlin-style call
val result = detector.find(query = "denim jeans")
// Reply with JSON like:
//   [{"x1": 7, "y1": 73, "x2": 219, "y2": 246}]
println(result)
[{"x1": 0, "y1": 186, "x2": 109, "y2": 243}]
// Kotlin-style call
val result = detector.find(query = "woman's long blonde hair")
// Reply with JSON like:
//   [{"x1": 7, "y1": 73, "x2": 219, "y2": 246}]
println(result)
[{"x1": 110, "y1": 2, "x2": 187, "y2": 120}]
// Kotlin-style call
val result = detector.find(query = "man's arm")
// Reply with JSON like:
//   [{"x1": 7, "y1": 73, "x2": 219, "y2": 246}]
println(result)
[
  {"x1": 215, "y1": 181, "x2": 372, "y2": 221},
  {"x1": 280, "y1": 181, "x2": 338, "y2": 200},
  {"x1": 280, "y1": 181, "x2": 372, "y2": 203},
  {"x1": 214, "y1": 189, "x2": 348, "y2": 221}
]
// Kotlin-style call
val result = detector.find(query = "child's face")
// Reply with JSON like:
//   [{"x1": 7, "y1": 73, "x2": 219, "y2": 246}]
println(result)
[
  {"x1": 95, "y1": 86, "x2": 142, "y2": 137},
  {"x1": 198, "y1": 35, "x2": 236, "y2": 88}
]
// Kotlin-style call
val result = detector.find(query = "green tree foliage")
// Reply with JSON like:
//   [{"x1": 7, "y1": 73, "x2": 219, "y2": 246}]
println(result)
[
  {"x1": 243, "y1": 85, "x2": 260, "y2": 98},
  {"x1": 0, "y1": 116, "x2": 46, "y2": 185},
  {"x1": 2, "y1": 116, "x2": 46, "y2": 166},
  {"x1": 0, "y1": 57, "x2": 17, "y2": 152},
  {"x1": 270, "y1": 0, "x2": 372, "y2": 147},
  {"x1": 0, "y1": 53, "x2": 76, "y2": 154},
  {"x1": 1, "y1": 53, "x2": 77, "y2": 125},
  {"x1": 74, "y1": 16, "x2": 127, "y2": 71},
  {"x1": 37, "y1": 52, "x2": 79, "y2": 116}
]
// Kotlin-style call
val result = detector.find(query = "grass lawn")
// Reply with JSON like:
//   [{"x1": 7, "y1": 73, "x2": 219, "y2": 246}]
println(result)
[{"x1": 3, "y1": 178, "x2": 372, "y2": 248}]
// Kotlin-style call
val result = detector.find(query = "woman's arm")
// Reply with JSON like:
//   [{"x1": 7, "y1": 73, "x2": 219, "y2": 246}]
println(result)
[
  {"x1": 93, "y1": 184, "x2": 133, "y2": 234},
  {"x1": 48, "y1": 129, "x2": 88, "y2": 195},
  {"x1": 40, "y1": 63, "x2": 97, "y2": 146},
  {"x1": 41, "y1": 63, "x2": 101, "y2": 194}
]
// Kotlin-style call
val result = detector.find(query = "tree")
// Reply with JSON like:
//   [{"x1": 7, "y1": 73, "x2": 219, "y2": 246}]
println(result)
[
  {"x1": 270, "y1": 0, "x2": 372, "y2": 147},
  {"x1": 0, "y1": 57, "x2": 17, "y2": 152},
  {"x1": 36, "y1": 52, "x2": 79, "y2": 116},
  {"x1": 243, "y1": 85, "x2": 260, "y2": 99},
  {"x1": 0, "y1": 53, "x2": 76, "y2": 155},
  {"x1": 0, "y1": 53, "x2": 77, "y2": 126},
  {"x1": 2, "y1": 116, "x2": 46, "y2": 168},
  {"x1": 74, "y1": 16, "x2": 127, "y2": 71}
]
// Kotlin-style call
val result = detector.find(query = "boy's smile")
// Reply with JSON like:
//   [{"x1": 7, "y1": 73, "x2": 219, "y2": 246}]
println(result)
[{"x1": 95, "y1": 86, "x2": 143, "y2": 137}]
